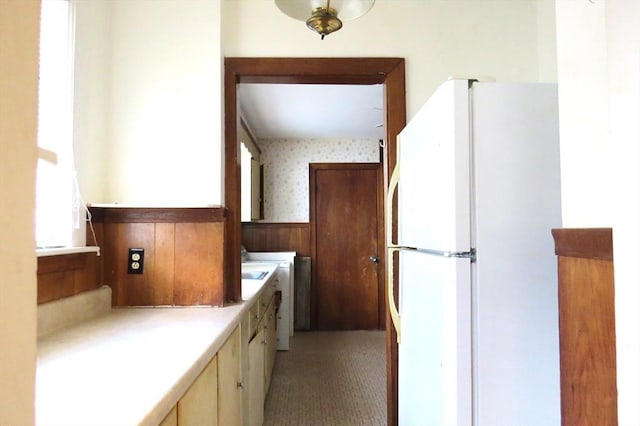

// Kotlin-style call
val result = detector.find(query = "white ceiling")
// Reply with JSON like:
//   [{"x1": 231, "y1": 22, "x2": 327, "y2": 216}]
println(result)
[{"x1": 238, "y1": 83, "x2": 384, "y2": 140}]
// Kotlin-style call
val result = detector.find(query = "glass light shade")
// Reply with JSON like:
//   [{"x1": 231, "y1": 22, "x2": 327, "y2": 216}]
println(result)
[{"x1": 275, "y1": 0, "x2": 375, "y2": 38}]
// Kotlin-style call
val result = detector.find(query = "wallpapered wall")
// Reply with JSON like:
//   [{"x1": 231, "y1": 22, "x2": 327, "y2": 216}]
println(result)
[{"x1": 258, "y1": 137, "x2": 380, "y2": 222}]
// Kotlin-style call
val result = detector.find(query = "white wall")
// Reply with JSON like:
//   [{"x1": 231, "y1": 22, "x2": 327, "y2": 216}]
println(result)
[
  {"x1": 76, "y1": 0, "x2": 555, "y2": 206},
  {"x1": 73, "y1": 0, "x2": 110, "y2": 203},
  {"x1": 224, "y1": 0, "x2": 552, "y2": 121},
  {"x1": 606, "y1": 2, "x2": 640, "y2": 423},
  {"x1": 556, "y1": 1, "x2": 640, "y2": 423},
  {"x1": 259, "y1": 137, "x2": 379, "y2": 221},
  {"x1": 555, "y1": 0, "x2": 612, "y2": 225},
  {"x1": 536, "y1": 0, "x2": 558, "y2": 82},
  {"x1": 0, "y1": 2, "x2": 39, "y2": 424},
  {"x1": 105, "y1": 0, "x2": 223, "y2": 206}
]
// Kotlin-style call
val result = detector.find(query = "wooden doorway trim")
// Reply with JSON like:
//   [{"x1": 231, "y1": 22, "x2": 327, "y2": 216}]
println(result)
[{"x1": 224, "y1": 57, "x2": 406, "y2": 426}]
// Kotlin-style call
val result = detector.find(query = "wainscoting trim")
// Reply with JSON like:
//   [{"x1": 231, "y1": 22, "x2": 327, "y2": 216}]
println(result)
[
  {"x1": 89, "y1": 207, "x2": 225, "y2": 223},
  {"x1": 551, "y1": 228, "x2": 613, "y2": 260}
]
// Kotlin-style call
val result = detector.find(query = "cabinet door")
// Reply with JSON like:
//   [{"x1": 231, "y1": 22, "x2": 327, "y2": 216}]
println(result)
[
  {"x1": 178, "y1": 356, "x2": 218, "y2": 426},
  {"x1": 218, "y1": 327, "x2": 243, "y2": 426},
  {"x1": 160, "y1": 406, "x2": 177, "y2": 426},
  {"x1": 264, "y1": 300, "x2": 277, "y2": 394},
  {"x1": 248, "y1": 329, "x2": 265, "y2": 426}
]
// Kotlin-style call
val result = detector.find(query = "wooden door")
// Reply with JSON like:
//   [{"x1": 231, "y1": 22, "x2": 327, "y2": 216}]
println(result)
[{"x1": 310, "y1": 163, "x2": 383, "y2": 330}]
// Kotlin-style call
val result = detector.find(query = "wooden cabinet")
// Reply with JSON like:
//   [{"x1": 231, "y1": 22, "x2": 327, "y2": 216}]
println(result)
[
  {"x1": 159, "y1": 406, "x2": 178, "y2": 426},
  {"x1": 140, "y1": 283, "x2": 279, "y2": 426},
  {"x1": 218, "y1": 326, "x2": 243, "y2": 426},
  {"x1": 264, "y1": 298, "x2": 277, "y2": 394},
  {"x1": 248, "y1": 326, "x2": 265, "y2": 426},
  {"x1": 244, "y1": 278, "x2": 278, "y2": 426},
  {"x1": 155, "y1": 276, "x2": 281, "y2": 426},
  {"x1": 178, "y1": 356, "x2": 218, "y2": 426},
  {"x1": 159, "y1": 326, "x2": 244, "y2": 426},
  {"x1": 552, "y1": 228, "x2": 617, "y2": 426}
]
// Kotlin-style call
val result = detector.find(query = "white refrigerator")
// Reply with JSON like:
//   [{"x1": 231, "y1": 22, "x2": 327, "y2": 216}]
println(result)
[{"x1": 386, "y1": 79, "x2": 562, "y2": 425}]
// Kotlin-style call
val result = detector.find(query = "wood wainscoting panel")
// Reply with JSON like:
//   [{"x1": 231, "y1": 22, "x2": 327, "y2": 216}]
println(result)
[
  {"x1": 241, "y1": 222, "x2": 310, "y2": 257},
  {"x1": 92, "y1": 207, "x2": 226, "y2": 307},
  {"x1": 154, "y1": 223, "x2": 175, "y2": 306},
  {"x1": 37, "y1": 252, "x2": 101, "y2": 304},
  {"x1": 552, "y1": 228, "x2": 617, "y2": 426},
  {"x1": 174, "y1": 222, "x2": 225, "y2": 306},
  {"x1": 105, "y1": 222, "x2": 156, "y2": 306}
]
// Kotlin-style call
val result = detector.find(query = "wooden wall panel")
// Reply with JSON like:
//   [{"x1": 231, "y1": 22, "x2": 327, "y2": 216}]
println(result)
[
  {"x1": 241, "y1": 222, "x2": 310, "y2": 257},
  {"x1": 154, "y1": 223, "x2": 175, "y2": 306},
  {"x1": 112, "y1": 223, "x2": 156, "y2": 306},
  {"x1": 552, "y1": 228, "x2": 617, "y2": 426},
  {"x1": 87, "y1": 220, "x2": 105, "y2": 289},
  {"x1": 102, "y1": 222, "x2": 120, "y2": 305},
  {"x1": 37, "y1": 253, "x2": 101, "y2": 304},
  {"x1": 174, "y1": 222, "x2": 225, "y2": 306},
  {"x1": 92, "y1": 207, "x2": 226, "y2": 307},
  {"x1": 37, "y1": 270, "x2": 75, "y2": 304}
]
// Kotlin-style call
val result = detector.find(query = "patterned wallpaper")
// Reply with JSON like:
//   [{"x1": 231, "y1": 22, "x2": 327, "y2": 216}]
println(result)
[{"x1": 258, "y1": 137, "x2": 380, "y2": 222}]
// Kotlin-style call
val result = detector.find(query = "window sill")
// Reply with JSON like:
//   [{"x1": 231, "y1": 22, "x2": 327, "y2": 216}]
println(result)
[{"x1": 36, "y1": 246, "x2": 100, "y2": 257}]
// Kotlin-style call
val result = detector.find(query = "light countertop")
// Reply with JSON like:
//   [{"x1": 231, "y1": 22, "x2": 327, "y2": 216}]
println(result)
[{"x1": 36, "y1": 263, "x2": 278, "y2": 426}]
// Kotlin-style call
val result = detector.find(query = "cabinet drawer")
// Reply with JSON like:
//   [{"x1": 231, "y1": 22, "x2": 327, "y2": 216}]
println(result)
[
  {"x1": 248, "y1": 300, "x2": 260, "y2": 339},
  {"x1": 259, "y1": 282, "x2": 275, "y2": 314}
]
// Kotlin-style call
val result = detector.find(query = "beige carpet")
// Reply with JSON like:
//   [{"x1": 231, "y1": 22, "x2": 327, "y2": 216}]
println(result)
[{"x1": 263, "y1": 330, "x2": 387, "y2": 426}]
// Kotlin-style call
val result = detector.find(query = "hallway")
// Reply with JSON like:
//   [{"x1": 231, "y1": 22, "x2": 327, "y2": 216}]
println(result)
[{"x1": 264, "y1": 331, "x2": 386, "y2": 426}]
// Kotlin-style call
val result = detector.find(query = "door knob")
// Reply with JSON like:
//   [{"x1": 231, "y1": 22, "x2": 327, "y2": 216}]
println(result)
[{"x1": 370, "y1": 256, "x2": 379, "y2": 263}]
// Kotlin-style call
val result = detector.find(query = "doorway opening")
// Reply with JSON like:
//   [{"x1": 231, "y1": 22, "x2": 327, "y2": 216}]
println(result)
[{"x1": 224, "y1": 57, "x2": 406, "y2": 426}]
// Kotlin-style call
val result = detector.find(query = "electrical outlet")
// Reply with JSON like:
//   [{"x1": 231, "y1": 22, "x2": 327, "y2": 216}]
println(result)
[{"x1": 128, "y1": 248, "x2": 144, "y2": 274}]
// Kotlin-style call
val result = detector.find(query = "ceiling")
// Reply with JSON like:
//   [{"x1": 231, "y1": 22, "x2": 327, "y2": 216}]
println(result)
[{"x1": 238, "y1": 83, "x2": 385, "y2": 140}]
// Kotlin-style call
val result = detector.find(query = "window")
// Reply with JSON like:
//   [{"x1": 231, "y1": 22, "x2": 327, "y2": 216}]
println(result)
[
  {"x1": 241, "y1": 143, "x2": 252, "y2": 222},
  {"x1": 36, "y1": 0, "x2": 84, "y2": 248}
]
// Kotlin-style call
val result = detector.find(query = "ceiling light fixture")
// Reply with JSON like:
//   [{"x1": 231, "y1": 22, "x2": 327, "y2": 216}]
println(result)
[{"x1": 275, "y1": 0, "x2": 376, "y2": 40}]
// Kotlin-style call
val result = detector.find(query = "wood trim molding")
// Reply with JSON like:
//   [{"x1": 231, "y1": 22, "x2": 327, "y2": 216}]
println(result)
[
  {"x1": 225, "y1": 57, "x2": 406, "y2": 425},
  {"x1": 89, "y1": 207, "x2": 226, "y2": 223},
  {"x1": 552, "y1": 228, "x2": 613, "y2": 260},
  {"x1": 241, "y1": 222, "x2": 307, "y2": 229}
]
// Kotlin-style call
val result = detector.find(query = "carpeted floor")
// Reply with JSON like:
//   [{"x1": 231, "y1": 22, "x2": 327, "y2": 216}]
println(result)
[{"x1": 263, "y1": 330, "x2": 387, "y2": 426}]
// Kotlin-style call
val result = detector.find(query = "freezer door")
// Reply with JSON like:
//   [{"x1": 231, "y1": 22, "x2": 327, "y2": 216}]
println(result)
[
  {"x1": 397, "y1": 79, "x2": 471, "y2": 252},
  {"x1": 398, "y1": 250, "x2": 472, "y2": 426}
]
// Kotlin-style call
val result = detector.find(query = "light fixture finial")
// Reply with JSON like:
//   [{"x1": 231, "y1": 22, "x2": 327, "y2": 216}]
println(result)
[{"x1": 306, "y1": 7, "x2": 342, "y2": 40}]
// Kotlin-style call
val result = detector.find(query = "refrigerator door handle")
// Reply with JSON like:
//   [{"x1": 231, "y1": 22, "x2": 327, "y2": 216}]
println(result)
[
  {"x1": 386, "y1": 160, "x2": 402, "y2": 343},
  {"x1": 412, "y1": 247, "x2": 477, "y2": 261}
]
